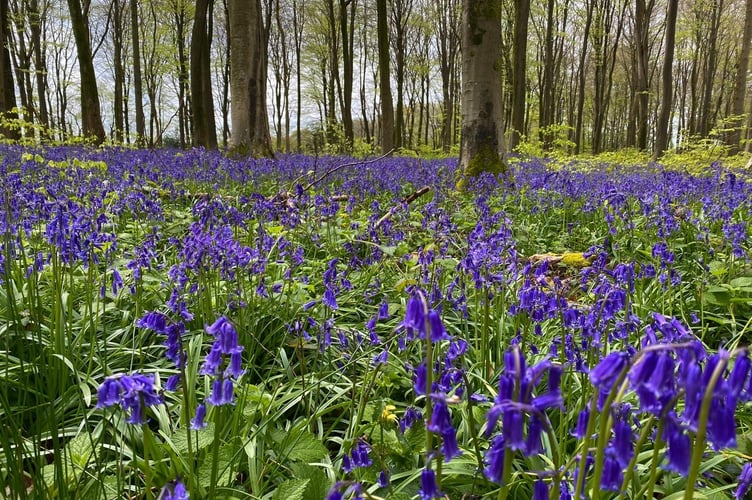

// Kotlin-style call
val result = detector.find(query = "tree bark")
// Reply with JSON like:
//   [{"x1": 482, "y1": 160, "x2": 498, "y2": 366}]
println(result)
[
  {"x1": 727, "y1": 0, "x2": 752, "y2": 154},
  {"x1": 376, "y1": 0, "x2": 393, "y2": 152},
  {"x1": 509, "y1": 0, "x2": 530, "y2": 151},
  {"x1": 130, "y1": 0, "x2": 144, "y2": 145},
  {"x1": 66, "y1": 0, "x2": 106, "y2": 142},
  {"x1": 459, "y1": 0, "x2": 506, "y2": 184},
  {"x1": 191, "y1": 0, "x2": 218, "y2": 148},
  {"x1": 229, "y1": 0, "x2": 272, "y2": 156},
  {"x1": 574, "y1": 0, "x2": 593, "y2": 154},
  {"x1": 653, "y1": 0, "x2": 677, "y2": 159},
  {"x1": 632, "y1": 0, "x2": 654, "y2": 151}
]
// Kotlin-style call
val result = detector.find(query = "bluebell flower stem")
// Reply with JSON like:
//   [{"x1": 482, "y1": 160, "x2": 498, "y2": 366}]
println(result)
[
  {"x1": 618, "y1": 415, "x2": 654, "y2": 497},
  {"x1": 683, "y1": 356, "x2": 728, "y2": 500},
  {"x1": 209, "y1": 404, "x2": 222, "y2": 500},
  {"x1": 574, "y1": 396, "x2": 599, "y2": 498},
  {"x1": 590, "y1": 371, "x2": 629, "y2": 500}
]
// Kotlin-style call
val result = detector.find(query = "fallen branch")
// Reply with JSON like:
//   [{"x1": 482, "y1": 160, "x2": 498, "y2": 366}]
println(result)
[{"x1": 374, "y1": 186, "x2": 431, "y2": 229}]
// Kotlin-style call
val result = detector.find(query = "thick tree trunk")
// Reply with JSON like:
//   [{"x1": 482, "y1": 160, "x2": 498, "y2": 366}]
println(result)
[
  {"x1": 509, "y1": 0, "x2": 530, "y2": 151},
  {"x1": 0, "y1": 0, "x2": 16, "y2": 140},
  {"x1": 459, "y1": 0, "x2": 506, "y2": 184},
  {"x1": 229, "y1": 0, "x2": 272, "y2": 156},
  {"x1": 727, "y1": 0, "x2": 752, "y2": 154},
  {"x1": 376, "y1": 0, "x2": 394, "y2": 152},
  {"x1": 633, "y1": 0, "x2": 654, "y2": 151},
  {"x1": 191, "y1": 0, "x2": 217, "y2": 149},
  {"x1": 653, "y1": 0, "x2": 678, "y2": 159},
  {"x1": 66, "y1": 0, "x2": 105, "y2": 143}
]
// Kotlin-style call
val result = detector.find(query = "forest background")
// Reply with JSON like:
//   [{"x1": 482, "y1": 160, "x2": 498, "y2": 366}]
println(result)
[{"x1": 0, "y1": 0, "x2": 749, "y2": 167}]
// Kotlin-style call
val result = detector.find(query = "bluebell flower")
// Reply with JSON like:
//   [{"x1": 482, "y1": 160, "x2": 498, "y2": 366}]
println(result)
[
  {"x1": 160, "y1": 479, "x2": 189, "y2": 500},
  {"x1": 342, "y1": 439, "x2": 372, "y2": 473},
  {"x1": 663, "y1": 415, "x2": 691, "y2": 476},
  {"x1": 419, "y1": 468, "x2": 443, "y2": 500},
  {"x1": 190, "y1": 403, "x2": 207, "y2": 430},
  {"x1": 601, "y1": 454, "x2": 623, "y2": 491},
  {"x1": 572, "y1": 408, "x2": 590, "y2": 439},
  {"x1": 96, "y1": 373, "x2": 163, "y2": 424},
  {"x1": 533, "y1": 480, "x2": 548, "y2": 500},
  {"x1": 377, "y1": 470, "x2": 389, "y2": 488},
  {"x1": 589, "y1": 351, "x2": 629, "y2": 389},
  {"x1": 735, "y1": 462, "x2": 752, "y2": 499},
  {"x1": 414, "y1": 361, "x2": 428, "y2": 395},
  {"x1": 427, "y1": 310, "x2": 450, "y2": 343},
  {"x1": 399, "y1": 406, "x2": 423, "y2": 433},
  {"x1": 484, "y1": 435, "x2": 506, "y2": 483},
  {"x1": 165, "y1": 374, "x2": 180, "y2": 392}
]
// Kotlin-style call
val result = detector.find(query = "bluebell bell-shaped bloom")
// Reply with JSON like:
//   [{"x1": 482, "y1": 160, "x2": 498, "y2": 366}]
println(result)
[
  {"x1": 190, "y1": 403, "x2": 207, "y2": 430},
  {"x1": 160, "y1": 479, "x2": 189, "y2": 500},
  {"x1": 342, "y1": 439, "x2": 372, "y2": 473},
  {"x1": 427, "y1": 310, "x2": 450, "y2": 343},
  {"x1": 533, "y1": 480, "x2": 548, "y2": 500},
  {"x1": 414, "y1": 361, "x2": 428, "y2": 395},
  {"x1": 484, "y1": 435, "x2": 506, "y2": 483},
  {"x1": 589, "y1": 351, "x2": 629, "y2": 389},
  {"x1": 572, "y1": 407, "x2": 590, "y2": 439},
  {"x1": 377, "y1": 470, "x2": 389, "y2": 488},
  {"x1": 601, "y1": 454, "x2": 623, "y2": 491},
  {"x1": 611, "y1": 418, "x2": 634, "y2": 468},
  {"x1": 399, "y1": 406, "x2": 423, "y2": 433},
  {"x1": 419, "y1": 468, "x2": 443, "y2": 500},
  {"x1": 323, "y1": 287, "x2": 338, "y2": 309},
  {"x1": 735, "y1": 462, "x2": 752, "y2": 499},
  {"x1": 663, "y1": 415, "x2": 691, "y2": 476},
  {"x1": 165, "y1": 374, "x2": 180, "y2": 392},
  {"x1": 96, "y1": 373, "x2": 163, "y2": 424}
]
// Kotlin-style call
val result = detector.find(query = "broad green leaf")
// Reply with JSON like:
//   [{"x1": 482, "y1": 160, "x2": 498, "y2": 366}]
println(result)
[{"x1": 271, "y1": 478, "x2": 310, "y2": 500}]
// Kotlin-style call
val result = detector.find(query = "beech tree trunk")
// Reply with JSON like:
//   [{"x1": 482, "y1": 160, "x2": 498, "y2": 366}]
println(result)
[
  {"x1": 458, "y1": 0, "x2": 506, "y2": 184},
  {"x1": 191, "y1": 0, "x2": 217, "y2": 149},
  {"x1": 66, "y1": 0, "x2": 105, "y2": 143},
  {"x1": 229, "y1": 0, "x2": 272, "y2": 156},
  {"x1": 653, "y1": 0, "x2": 678, "y2": 159},
  {"x1": 131, "y1": 0, "x2": 144, "y2": 145},
  {"x1": 509, "y1": 0, "x2": 530, "y2": 151},
  {"x1": 376, "y1": 0, "x2": 394, "y2": 152},
  {"x1": 727, "y1": 0, "x2": 752, "y2": 154}
]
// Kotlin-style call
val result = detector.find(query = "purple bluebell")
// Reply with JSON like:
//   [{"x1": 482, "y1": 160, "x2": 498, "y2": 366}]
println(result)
[
  {"x1": 601, "y1": 454, "x2": 623, "y2": 491},
  {"x1": 663, "y1": 415, "x2": 691, "y2": 476},
  {"x1": 427, "y1": 310, "x2": 450, "y2": 342},
  {"x1": 160, "y1": 479, "x2": 189, "y2": 500},
  {"x1": 735, "y1": 462, "x2": 752, "y2": 499},
  {"x1": 484, "y1": 435, "x2": 506, "y2": 483},
  {"x1": 190, "y1": 403, "x2": 207, "y2": 430},
  {"x1": 419, "y1": 468, "x2": 443, "y2": 500},
  {"x1": 589, "y1": 351, "x2": 629, "y2": 389},
  {"x1": 342, "y1": 439, "x2": 372, "y2": 473},
  {"x1": 533, "y1": 480, "x2": 548, "y2": 500},
  {"x1": 96, "y1": 373, "x2": 163, "y2": 425}
]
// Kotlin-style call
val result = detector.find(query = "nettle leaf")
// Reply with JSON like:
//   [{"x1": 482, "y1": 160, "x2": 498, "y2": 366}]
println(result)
[
  {"x1": 198, "y1": 444, "x2": 235, "y2": 487},
  {"x1": 169, "y1": 422, "x2": 215, "y2": 454},
  {"x1": 289, "y1": 463, "x2": 330, "y2": 500},
  {"x1": 272, "y1": 478, "x2": 309, "y2": 500},
  {"x1": 67, "y1": 432, "x2": 93, "y2": 468},
  {"x1": 273, "y1": 429, "x2": 328, "y2": 463}
]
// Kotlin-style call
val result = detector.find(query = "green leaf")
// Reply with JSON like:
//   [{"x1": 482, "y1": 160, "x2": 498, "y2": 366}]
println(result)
[
  {"x1": 67, "y1": 433, "x2": 93, "y2": 468},
  {"x1": 169, "y1": 422, "x2": 215, "y2": 454},
  {"x1": 289, "y1": 464, "x2": 330, "y2": 500},
  {"x1": 276, "y1": 429, "x2": 328, "y2": 463},
  {"x1": 198, "y1": 444, "x2": 235, "y2": 487},
  {"x1": 272, "y1": 478, "x2": 310, "y2": 500}
]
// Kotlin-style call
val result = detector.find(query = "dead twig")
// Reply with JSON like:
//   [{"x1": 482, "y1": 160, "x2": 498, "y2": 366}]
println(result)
[{"x1": 374, "y1": 186, "x2": 431, "y2": 229}]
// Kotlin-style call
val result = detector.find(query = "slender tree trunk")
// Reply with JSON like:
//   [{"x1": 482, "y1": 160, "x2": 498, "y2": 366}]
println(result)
[
  {"x1": 509, "y1": 0, "x2": 530, "y2": 150},
  {"x1": 29, "y1": 0, "x2": 47, "y2": 130},
  {"x1": 376, "y1": 0, "x2": 393, "y2": 152},
  {"x1": 575, "y1": 0, "x2": 593, "y2": 153},
  {"x1": 191, "y1": 0, "x2": 217, "y2": 148},
  {"x1": 66, "y1": 0, "x2": 105, "y2": 142},
  {"x1": 459, "y1": 0, "x2": 506, "y2": 184},
  {"x1": 113, "y1": 0, "x2": 124, "y2": 141},
  {"x1": 653, "y1": 0, "x2": 677, "y2": 158},
  {"x1": 699, "y1": 0, "x2": 723, "y2": 137},
  {"x1": 633, "y1": 0, "x2": 654, "y2": 151},
  {"x1": 727, "y1": 0, "x2": 752, "y2": 154},
  {"x1": 339, "y1": 0, "x2": 354, "y2": 145}
]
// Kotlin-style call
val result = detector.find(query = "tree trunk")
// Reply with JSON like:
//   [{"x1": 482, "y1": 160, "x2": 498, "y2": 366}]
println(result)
[
  {"x1": 130, "y1": 0, "x2": 144, "y2": 145},
  {"x1": 113, "y1": 0, "x2": 124, "y2": 141},
  {"x1": 574, "y1": 0, "x2": 593, "y2": 154},
  {"x1": 339, "y1": 0, "x2": 355, "y2": 145},
  {"x1": 191, "y1": 0, "x2": 217, "y2": 149},
  {"x1": 727, "y1": 0, "x2": 752, "y2": 154},
  {"x1": 653, "y1": 0, "x2": 677, "y2": 158},
  {"x1": 376, "y1": 0, "x2": 393, "y2": 152},
  {"x1": 633, "y1": 0, "x2": 654, "y2": 151},
  {"x1": 509, "y1": 0, "x2": 530, "y2": 151},
  {"x1": 229, "y1": 0, "x2": 272, "y2": 156},
  {"x1": 459, "y1": 0, "x2": 506, "y2": 184},
  {"x1": 29, "y1": 0, "x2": 48, "y2": 130},
  {"x1": 0, "y1": 0, "x2": 16, "y2": 140},
  {"x1": 698, "y1": 0, "x2": 723, "y2": 137},
  {"x1": 436, "y1": 0, "x2": 459, "y2": 152},
  {"x1": 66, "y1": 0, "x2": 105, "y2": 142}
]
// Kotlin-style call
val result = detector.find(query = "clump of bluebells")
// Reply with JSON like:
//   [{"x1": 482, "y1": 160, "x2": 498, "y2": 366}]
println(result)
[{"x1": 5, "y1": 145, "x2": 752, "y2": 499}]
